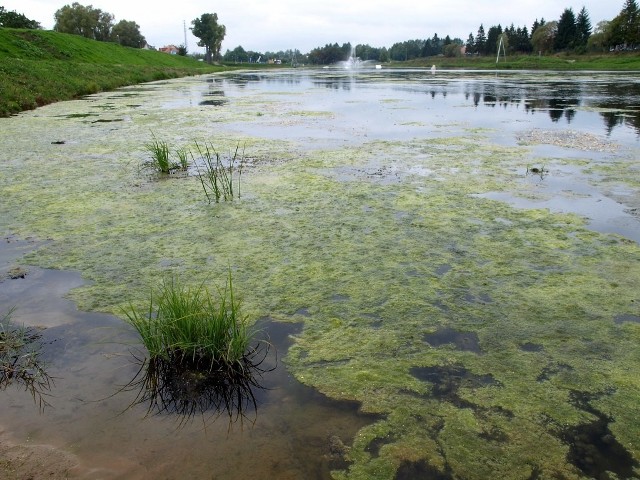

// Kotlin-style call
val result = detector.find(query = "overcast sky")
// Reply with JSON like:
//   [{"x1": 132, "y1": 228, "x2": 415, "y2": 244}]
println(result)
[{"x1": 5, "y1": 1, "x2": 622, "y2": 54}]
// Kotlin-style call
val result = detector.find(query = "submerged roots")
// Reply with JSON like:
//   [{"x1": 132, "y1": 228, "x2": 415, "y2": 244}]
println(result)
[{"x1": 123, "y1": 341, "x2": 273, "y2": 428}]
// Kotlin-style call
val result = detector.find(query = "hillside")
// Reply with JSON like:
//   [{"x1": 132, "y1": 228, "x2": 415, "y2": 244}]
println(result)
[{"x1": 0, "y1": 28, "x2": 228, "y2": 116}]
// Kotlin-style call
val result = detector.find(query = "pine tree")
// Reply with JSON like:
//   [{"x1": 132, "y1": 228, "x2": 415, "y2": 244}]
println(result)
[
  {"x1": 466, "y1": 33, "x2": 476, "y2": 54},
  {"x1": 555, "y1": 8, "x2": 578, "y2": 50},
  {"x1": 621, "y1": 0, "x2": 640, "y2": 46},
  {"x1": 576, "y1": 7, "x2": 592, "y2": 48},
  {"x1": 475, "y1": 24, "x2": 486, "y2": 54}
]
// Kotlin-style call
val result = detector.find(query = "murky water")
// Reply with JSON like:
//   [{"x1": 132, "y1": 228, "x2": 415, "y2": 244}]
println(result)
[
  {"x1": 1, "y1": 69, "x2": 640, "y2": 479},
  {"x1": 0, "y1": 239, "x2": 375, "y2": 479}
]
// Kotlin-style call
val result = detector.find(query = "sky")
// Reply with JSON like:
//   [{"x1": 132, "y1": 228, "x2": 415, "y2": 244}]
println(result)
[{"x1": 4, "y1": 0, "x2": 623, "y2": 54}]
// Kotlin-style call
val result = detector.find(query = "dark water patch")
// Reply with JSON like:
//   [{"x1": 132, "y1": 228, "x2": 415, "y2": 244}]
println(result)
[
  {"x1": 59, "y1": 113, "x2": 98, "y2": 119},
  {"x1": 395, "y1": 459, "x2": 454, "y2": 480},
  {"x1": 423, "y1": 327, "x2": 482, "y2": 354},
  {"x1": 560, "y1": 390, "x2": 639, "y2": 479},
  {"x1": 332, "y1": 293, "x2": 350, "y2": 302},
  {"x1": 199, "y1": 99, "x2": 229, "y2": 106},
  {"x1": 537, "y1": 362, "x2": 574, "y2": 382},
  {"x1": 527, "y1": 465, "x2": 543, "y2": 480},
  {"x1": 365, "y1": 434, "x2": 396, "y2": 458},
  {"x1": 410, "y1": 365, "x2": 499, "y2": 407},
  {"x1": 477, "y1": 293, "x2": 493, "y2": 304},
  {"x1": 91, "y1": 118, "x2": 124, "y2": 124},
  {"x1": 434, "y1": 263, "x2": 450, "y2": 276},
  {"x1": 520, "y1": 342, "x2": 544, "y2": 352},
  {"x1": 107, "y1": 93, "x2": 140, "y2": 98},
  {"x1": 614, "y1": 313, "x2": 640, "y2": 324}
]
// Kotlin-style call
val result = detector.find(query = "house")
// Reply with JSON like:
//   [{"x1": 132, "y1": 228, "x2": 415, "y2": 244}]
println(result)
[{"x1": 159, "y1": 45, "x2": 179, "y2": 55}]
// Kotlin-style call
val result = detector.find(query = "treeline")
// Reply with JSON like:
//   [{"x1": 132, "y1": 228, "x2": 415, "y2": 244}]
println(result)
[
  {"x1": 298, "y1": 1, "x2": 639, "y2": 65},
  {"x1": 5, "y1": 1, "x2": 640, "y2": 64},
  {"x1": 52, "y1": 2, "x2": 146, "y2": 48},
  {"x1": 0, "y1": 3, "x2": 147, "y2": 48}
]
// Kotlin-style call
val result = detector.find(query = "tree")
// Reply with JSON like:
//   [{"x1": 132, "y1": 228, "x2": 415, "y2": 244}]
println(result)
[
  {"x1": 620, "y1": 0, "x2": 640, "y2": 46},
  {"x1": 111, "y1": 20, "x2": 145, "y2": 48},
  {"x1": 223, "y1": 45, "x2": 248, "y2": 62},
  {"x1": 389, "y1": 39, "x2": 424, "y2": 61},
  {"x1": 54, "y1": 3, "x2": 114, "y2": 41},
  {"x1": 575, "y1": 6, "x2": 592, "y2": 48},
  {"x1": 475, "y1": 24, "x2": 486, "y2": 54},
  {"x1": 191, "y1": 13, "x2": 226, "y2": 63},
  {"x1": 587, "y1": 20, "x2": 612, "y2": 51},
  {"x1": 465, "y1": 33, "x2": 475, "y2": 54},
  {"x1": 0, "y1": 6, "x2": 41, "y2": 28},
  {"x1": 531, "y1": 21, "x2": 557, "y2": 53},
  {"x1": 486, "y1": 25, "x2": 503, "y2": 55},
  {"x1": 443, "y1": 42, "x2": 461, "y2": 58},
  {"x1": 555, "y1": 8, "x2": 577, "y2": 51}
]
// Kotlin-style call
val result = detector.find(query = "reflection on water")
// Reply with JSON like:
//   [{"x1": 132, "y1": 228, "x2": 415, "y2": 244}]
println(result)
[
  {"x1": 122, "y1": 341, "x2": 272, "y2": 428},
  {"x1": 0, "y1": 307, "x2": 53, "y2": 410},
  {"x1": 212, "y1": 69, "x2": 640, "y2": 138}
]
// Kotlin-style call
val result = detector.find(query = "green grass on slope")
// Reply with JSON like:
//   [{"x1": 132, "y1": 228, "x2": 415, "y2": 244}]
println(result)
[{"x1": 0, "y1": 28, "x2": 228, "y2": 116}]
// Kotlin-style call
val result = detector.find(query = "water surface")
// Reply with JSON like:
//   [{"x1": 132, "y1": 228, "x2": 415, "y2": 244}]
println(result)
[{"x1": 1, "y1": 68, "x2": 640, "y2": 479}]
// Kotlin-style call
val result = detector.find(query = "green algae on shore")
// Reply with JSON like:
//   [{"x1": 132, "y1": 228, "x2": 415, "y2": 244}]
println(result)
[{"x1": 1, "y1": 74, "x2": 640, "y2": 479}]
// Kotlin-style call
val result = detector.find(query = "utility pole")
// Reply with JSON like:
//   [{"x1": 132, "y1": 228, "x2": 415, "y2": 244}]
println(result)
[{"x1": 183, "y1": 20, "x2": 188, "y2": 52}]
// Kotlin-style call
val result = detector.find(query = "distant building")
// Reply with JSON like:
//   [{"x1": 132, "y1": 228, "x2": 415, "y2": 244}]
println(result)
[{"x1": 159, "y1": 45, "x2": 179, "y2": 55}]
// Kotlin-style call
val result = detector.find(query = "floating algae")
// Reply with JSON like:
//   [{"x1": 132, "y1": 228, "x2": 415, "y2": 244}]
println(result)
[{"x1": 1, "y1": 72, "x2": 640, "y2": 479}]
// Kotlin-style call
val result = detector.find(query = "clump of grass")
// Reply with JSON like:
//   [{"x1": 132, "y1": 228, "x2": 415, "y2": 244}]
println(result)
[
  {"x1": 175, "y1": 146, "x2": 190, "y2": 171},
  {"x1": 122, "y1": 274, "x2": 269, "y2": 424},
  {"x1": 0, "y1": 308, "x2": 53, "y2": 410},
  {"x1": 124, "y1": 273, "x2": 251, "y2": 363},
  {"x1": 193, "y1": 142, "x2": 246, "y2": 203},
  {"x1": 143, "y1": 133, "x2": 172, "y2": 174}
]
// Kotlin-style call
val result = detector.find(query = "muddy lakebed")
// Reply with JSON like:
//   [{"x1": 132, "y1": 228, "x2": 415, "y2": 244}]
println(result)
[{"x1": 1, "y1": 68, "x2": 640, "y2": 479}]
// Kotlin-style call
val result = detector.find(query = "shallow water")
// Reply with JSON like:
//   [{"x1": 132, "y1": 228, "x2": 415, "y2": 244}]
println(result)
[
  {"x1": 1, "y1": 69, "x2": 640, "y2": 479},
  {"x1": 0, "y1": 239, "x2": 373, "y2": 479}
]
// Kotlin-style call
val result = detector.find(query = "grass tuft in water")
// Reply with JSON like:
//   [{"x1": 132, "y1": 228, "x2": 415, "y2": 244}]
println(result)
[
  {"x1": 122, "y1": 274, "x2": 270, "y2": 425},
  {"x1": 0, "y1": 308, "x2": 53, "y2": 410},
  {"x1": 175, "y1": 146, "x2": 190, "y2": 171},
  {"x1": 193, "y1": 142, "x2": 246, "y2": 203},
  {"x1": 123, "y1": 273, "x2": 251, "y2": 365},
  {"x1": 143, "y1": 133, "x2": 172, "y2": 174}
]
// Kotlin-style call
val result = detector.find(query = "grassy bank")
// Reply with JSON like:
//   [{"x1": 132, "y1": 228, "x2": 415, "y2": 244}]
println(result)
[
  {"x1": 0, "y1": 28, "x2": 230, "y2": 117},
  {"x1": 402, "y1": 51, "x2": 640, "y2": 70}
]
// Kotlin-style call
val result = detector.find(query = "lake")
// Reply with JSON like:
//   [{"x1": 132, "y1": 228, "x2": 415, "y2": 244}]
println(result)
[{"x1": 1, "y1": 68, "x2": 639, "y2": 479}]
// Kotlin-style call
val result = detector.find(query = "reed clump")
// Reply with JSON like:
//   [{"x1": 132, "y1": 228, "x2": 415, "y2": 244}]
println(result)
[
  {"x1": 143, "y1": 134, "x2": 172, "y2": 174},
  {"x1": 122, "y1": 274, "x2": 268, "y2": 423},
  {"x1": 123, "y1": 274, "x2": 251, "y2": 367},
  {"x1": 140, "y1": 134, "x2": 245, "y2": 204},
  {"x1": 194, "y1": 142, "x2": 246, "y2": 203}
]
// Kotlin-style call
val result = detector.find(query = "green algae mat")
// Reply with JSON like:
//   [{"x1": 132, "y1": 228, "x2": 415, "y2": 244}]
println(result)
[{"x1": 1, "y1": 71, "x2": 640, "y2": 479}]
